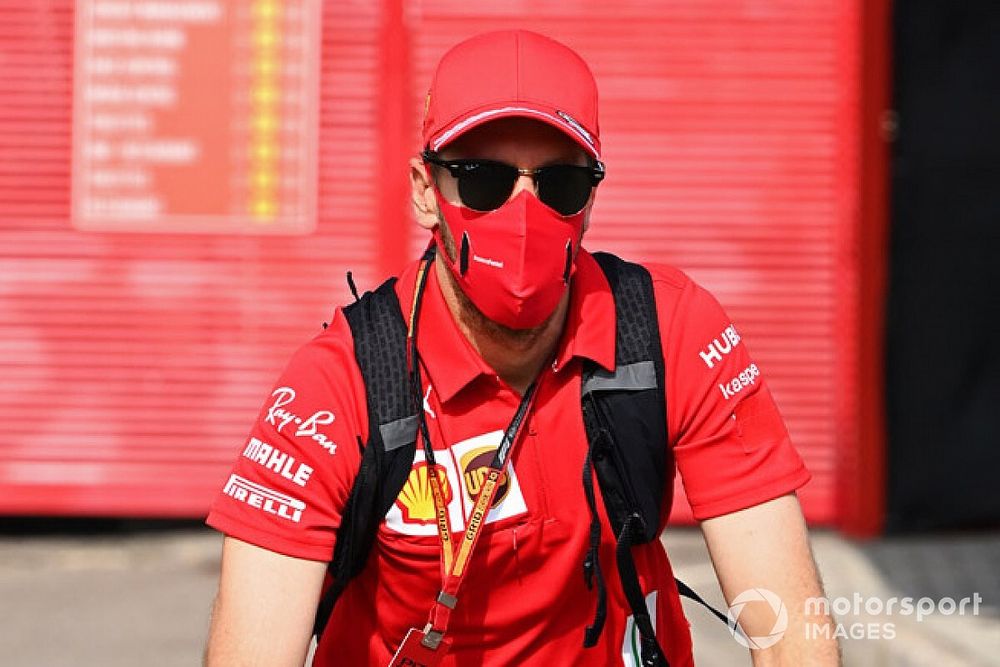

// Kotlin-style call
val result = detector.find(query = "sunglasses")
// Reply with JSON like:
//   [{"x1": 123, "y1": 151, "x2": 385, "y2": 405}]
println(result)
[{"x1": 422, "y1": 149, "x2": 605, "y2": 216}]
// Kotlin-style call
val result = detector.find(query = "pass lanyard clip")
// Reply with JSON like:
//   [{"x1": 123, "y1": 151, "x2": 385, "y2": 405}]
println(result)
[{"x1": 401, "y1": 250, "x2": 542, "y2": 654}]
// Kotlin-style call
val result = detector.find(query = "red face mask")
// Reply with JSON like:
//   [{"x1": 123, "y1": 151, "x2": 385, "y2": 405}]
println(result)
[{"x1": 433, "y1": 189, "x2": 585, "y2": 329}]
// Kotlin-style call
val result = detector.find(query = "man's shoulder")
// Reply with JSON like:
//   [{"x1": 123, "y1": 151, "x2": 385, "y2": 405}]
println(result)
[
  {"x1": 275, "y1": 307, "x2": 366, "y2": 394},
  {"x1": 585, "y1": 249, "x2": 696, "y2": 297},
  {"x1": 295, "y1": 310, "x2": 355, "y2": 356},
  {"x1": 638, "y1": 260, "x2": 694, "y2": 293},
  {"x1": 297, "y1": 256, "x2": 423, "y2": 359},
  {"x1": 586, "y1": 251, "x2": 732, "y2": 338}
]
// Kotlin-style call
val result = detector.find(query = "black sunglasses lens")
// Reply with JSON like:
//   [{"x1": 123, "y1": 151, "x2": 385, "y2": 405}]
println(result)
[
  {"x1": 456, "y1": 162, "x2": 518, "y2": 211},
  {"x1": 537, "y1": 166, "x2": 594, "y2": 216}
]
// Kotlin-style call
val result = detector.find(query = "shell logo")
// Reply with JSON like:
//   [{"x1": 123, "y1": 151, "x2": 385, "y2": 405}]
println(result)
[
  {"x1": 395, "y1": 462, "x2": 452, "y2": 524},
  {"x1": 460, "y1": 447, "x2": 510, "y2": 507}
]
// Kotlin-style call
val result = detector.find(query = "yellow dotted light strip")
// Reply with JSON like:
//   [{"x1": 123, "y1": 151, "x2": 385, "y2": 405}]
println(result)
[{"x1": 249, "y1": 0, "x2": 281, "y2": 222}]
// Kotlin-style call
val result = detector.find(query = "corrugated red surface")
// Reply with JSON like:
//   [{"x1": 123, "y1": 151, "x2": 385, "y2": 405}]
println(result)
[
  {"x1": 0, "y1": 1, "x2": 382, "y2": 515},
  {"x1": 1, "y1": 1, "x2": 862, "y2": 524}
]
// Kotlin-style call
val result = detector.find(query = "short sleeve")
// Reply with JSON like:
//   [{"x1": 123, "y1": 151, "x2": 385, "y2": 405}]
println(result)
[
  {"x1": 205, "y1": 309, "x2": 367, "y2": 561},
  {"x1": 651, "y1": 267, "x2": 811, "y2": 520}
]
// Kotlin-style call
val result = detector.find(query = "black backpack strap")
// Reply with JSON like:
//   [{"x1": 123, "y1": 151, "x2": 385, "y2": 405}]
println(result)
[
  {"x1": 313, "y1": 277, "x2": 418, "y2": 638},
  {"x1": 674, "y1": 578, "x2": 730, "y2": 625},
  {"x1": 581, "y1": 252, "x2": 670, "y2": 667},
  {"x1": 584, "y1": 252, "x2": 669, "y2": 539}
]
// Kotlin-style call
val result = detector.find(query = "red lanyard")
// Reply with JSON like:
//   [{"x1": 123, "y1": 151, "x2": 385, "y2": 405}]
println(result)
[
  {"x1": 403, "y1": 252, "x2": 540, "y2": 651},
  {"x1": 422, "y1": 380, "x2": 537, "y2": 645}
]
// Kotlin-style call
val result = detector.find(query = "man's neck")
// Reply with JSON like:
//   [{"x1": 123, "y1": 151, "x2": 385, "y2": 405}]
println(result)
[{"x1": 434, "y1": 259, "x2": 568, "y2": 395}]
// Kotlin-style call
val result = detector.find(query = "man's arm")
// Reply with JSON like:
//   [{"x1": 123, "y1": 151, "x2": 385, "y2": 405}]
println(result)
[
  {"x1": 204, "y1": 536, "x2": 327, "y2": 667},
  {"x1": 700, "y1": 493, "x2": 840, "y2": 666}
]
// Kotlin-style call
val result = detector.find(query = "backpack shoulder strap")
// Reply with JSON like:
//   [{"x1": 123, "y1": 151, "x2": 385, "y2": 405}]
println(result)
[
  {"x1": 581, "y1": 253, "x2": 728, "y2": 666},
  {"x1": 580, "y1": 252, "x2": 670, "y2": 665},
  {"x1": 584, "y1": 251, "x2": 669, "y2": 540},
  {"x1": 313, "y1": 277, "x2": 418, "y2": 638}
]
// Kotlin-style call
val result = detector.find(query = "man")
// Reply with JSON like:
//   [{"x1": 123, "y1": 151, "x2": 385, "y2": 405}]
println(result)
[{"x1": 204, "y1": 30, "x2": 838, "y2": 666}]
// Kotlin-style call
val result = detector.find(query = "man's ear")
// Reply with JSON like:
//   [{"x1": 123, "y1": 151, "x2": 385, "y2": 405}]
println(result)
[{"x1": 409, "y1": 156, "x2": 439, "y2": 231}]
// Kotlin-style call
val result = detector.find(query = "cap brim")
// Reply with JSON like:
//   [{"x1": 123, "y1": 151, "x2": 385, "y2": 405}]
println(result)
[{"x1": 428, "y1": 105, "x2": 600, "y2": 158}]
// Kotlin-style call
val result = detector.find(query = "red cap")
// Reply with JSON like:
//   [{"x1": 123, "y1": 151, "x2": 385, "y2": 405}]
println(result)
[{"x1": 422, "y1": 30, "x2": 601, "y2": 158}]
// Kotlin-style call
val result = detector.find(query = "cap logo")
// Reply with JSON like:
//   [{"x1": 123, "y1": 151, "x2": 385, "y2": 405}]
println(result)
[
  {"x1": 424, "y1": 90, "x2": 432, "y2": 120},
  {"x1": 555, "y1": 110, "x2": 595, "y2": 148}
]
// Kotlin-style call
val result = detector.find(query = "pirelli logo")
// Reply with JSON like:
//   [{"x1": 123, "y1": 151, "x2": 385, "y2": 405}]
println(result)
[{"x1": 223, "y1": 474, "x2": 306, "y2": 523}]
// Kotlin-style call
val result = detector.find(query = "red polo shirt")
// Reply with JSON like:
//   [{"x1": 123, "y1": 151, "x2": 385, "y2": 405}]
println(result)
[{"x1": 207, "y1": 249, "x2": 810, "y2": 666}]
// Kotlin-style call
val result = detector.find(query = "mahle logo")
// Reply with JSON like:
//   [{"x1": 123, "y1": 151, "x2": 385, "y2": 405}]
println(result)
[{"x1": 727, "y1": 588, "x2": 789, "y2": 649}]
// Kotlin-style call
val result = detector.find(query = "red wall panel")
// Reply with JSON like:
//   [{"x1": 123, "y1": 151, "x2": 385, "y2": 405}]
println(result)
[
  {"x1": 0, "y1": 1, "x2": 382, "y2": 515},
  {"x1": 1, "y1": 1, "x2": 866, "y2": 525}
]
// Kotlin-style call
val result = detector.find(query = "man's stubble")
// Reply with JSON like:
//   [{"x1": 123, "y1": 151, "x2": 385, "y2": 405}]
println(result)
[{"x1": 434, "y1": 215, "x2": 556, "y2": 349}]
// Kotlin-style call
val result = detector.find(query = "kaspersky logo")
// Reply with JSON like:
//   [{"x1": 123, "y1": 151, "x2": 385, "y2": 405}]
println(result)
[{"x1": 727, "y1": 588, "x2": 789, "y2": 649}]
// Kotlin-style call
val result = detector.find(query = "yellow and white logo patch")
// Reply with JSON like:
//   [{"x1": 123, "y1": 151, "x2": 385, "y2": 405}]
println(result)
[{"x1": 384, "y1": 430, "x2": 528, "y2": 536}]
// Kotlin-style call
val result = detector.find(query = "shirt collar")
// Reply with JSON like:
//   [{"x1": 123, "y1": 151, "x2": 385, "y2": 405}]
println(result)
[
  {"x1": 394, "y1": 247, "x2": 617, "y2": 405},
  {"x1": 553, "y1": 248, "x2": 617, "y2": 374},
  {"x1": 395, "y1": 258, "x2": 494, "y2": 404}
]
